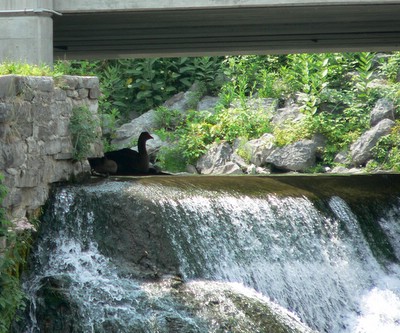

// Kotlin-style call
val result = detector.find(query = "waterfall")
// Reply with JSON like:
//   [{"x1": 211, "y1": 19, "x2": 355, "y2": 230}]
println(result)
[{"x1": 16, "y1": 175, "x2": 400, "y2": 333}]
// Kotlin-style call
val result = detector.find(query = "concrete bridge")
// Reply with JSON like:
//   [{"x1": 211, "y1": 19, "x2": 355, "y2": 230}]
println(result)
[{"x1": 1, "y1": 0, "x2": 400, "y2": 65}]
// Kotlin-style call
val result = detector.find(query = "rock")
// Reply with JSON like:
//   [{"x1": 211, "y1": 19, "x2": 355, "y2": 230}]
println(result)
[
  {"x1": 370, "y1": 98, "x2": 395, "y2": 127},
  {"x1": 350, "y1": 118, "x2": 395, "y2": 166},
  {"x1": 197, "y1": 96, "x2": 219, "y2": 112},
  {"x1": 196, "y1": 141, "x2": 246, "y2": 174},
  {"x1": 186, "y1": 165, "x2": 199, "y2": 174},
  {"x1": 111, "y1": 109, "x2": 157, "y2": 148},
  {"x1": 231, "y1": 151, "x2": 249, "y2": 170},
  {"x1": 231, "y1": 97, "x2": 278, "y2": 112},
  {"x1": 330, "y1": 166, "x2": 352, "y2": 174},
  {"x1": 212, "y1": 162, "x2": 243, "y2": 175},
  {"x1": 271, "y1": 103, "x2": 304, "y2": 127},
  {"x1": 163, "y1": 83, "x2": 203, "y2": 112},
  {"x1": 242, "y1": 133, "x2": 275, "y2": 167},
  {"x1": 334, "y1": 150, "x2": 350, "y2": 165},
  {"x1": 196, "y1": 141, "x2": 236, "y2": 175},
  {"x1": 266, "y1": 138, "x2": 321, "y2": 172},
  {"x1": 0, "y1": 75, "x2": 18, "y2": 99}
]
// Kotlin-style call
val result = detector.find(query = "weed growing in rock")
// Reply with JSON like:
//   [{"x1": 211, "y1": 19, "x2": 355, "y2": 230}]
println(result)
[{"x1": 69, "y1": 106, "x2": 100, "y2": 161}]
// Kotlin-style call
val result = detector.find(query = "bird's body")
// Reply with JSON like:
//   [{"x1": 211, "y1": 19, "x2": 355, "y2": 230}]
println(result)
[{"x1": 105, "y1": 132, "x2": 153, "y2": 175}]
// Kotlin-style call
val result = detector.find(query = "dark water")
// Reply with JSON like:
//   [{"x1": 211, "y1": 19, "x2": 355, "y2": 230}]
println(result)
[{"x1": 17, "y1": 175, "x2": 400, "y2": 333}]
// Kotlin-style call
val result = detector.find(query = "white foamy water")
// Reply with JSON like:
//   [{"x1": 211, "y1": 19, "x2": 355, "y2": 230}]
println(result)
[
  {"x1": 152, "y1": 189, "x2": 400, "y2": 333},
  {"x1": 21, "y1": 180, "x2": 400, "y2": 333}
]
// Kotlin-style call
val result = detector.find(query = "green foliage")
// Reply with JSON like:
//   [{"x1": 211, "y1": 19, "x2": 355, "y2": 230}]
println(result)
[
  {"x1": 157, "y1": 104, "x2": 274, "y2": 169},
  {"x1": 69, "y1": 106, "x2": 100, "y2": 161},
  {"x1": 53, "y1": 60, "x2": 100, "y2": 76},
  {"x1": 371, "y1": 121, "x2": 400, "y2": 171},
  {"x1": 0, "y1": 175, "x2": 29, "y2": 333},
  {"x1": 55, "y1": 57, "x2": 225, "y2": 119},
  {"x1": 380, "y1": 52, "x2": 400, "y2": 83},
  {"x1": 219, "y1": 55, "x2": 287, "y2": 107},
  {"x1": 156, "y1": 145, "x2": 188, "y2": 173},
  {"x1": 7, "y1": 53, "x2": 400, "y2": 172},
  {"x1": 0, "y1": 62, "x2": 53, "y2": 76},
  {"x1": 154, "y1": 106, "x2": 183, "y2": 131}
]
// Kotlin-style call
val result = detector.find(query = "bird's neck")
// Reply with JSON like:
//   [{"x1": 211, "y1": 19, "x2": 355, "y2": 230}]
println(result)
[{"x1": 138, "y1": 139, "x2": 147, "y2": 155}]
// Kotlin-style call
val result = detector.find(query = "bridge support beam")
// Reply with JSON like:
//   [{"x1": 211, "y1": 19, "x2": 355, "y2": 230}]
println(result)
[{"x1": 0, "y1": 0, "x2": 54, "y2": 66}]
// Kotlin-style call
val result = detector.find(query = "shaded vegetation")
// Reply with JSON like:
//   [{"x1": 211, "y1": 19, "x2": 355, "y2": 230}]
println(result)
[{"x1": 0, "y1": 176, "x2": 30, "y2": 333}]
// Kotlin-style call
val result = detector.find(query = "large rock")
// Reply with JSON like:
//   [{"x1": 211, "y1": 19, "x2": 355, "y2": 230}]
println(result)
[
  {"x1": 242, "y1": 133, "x2": 276, "y2": 167},
  {"x1": 163, "y1": 83, "x2": 204, "y2": 112},
  {"x1": 196, "y1": 141, "x2": 243, "y2": 175},
  {"x1": 350, "y1": 118, "x2": 395, "y2": 166},
  {"x1": 197, "y1": 96, "x2": 219, "y2": 112},
  {"x1": 266, "y1": 137, "x2": 323, "y2": 172},
  {"x1": 271, "y1": 103, "x2": 304, "y2": 128},
  {"x1": 370, "y1": 98, "x2": 395, "y2": 127},
  {"x1": 112, "y1": 85, "x2": 210, "y2": 149},
  {"x1": 111, "y1": 109, "x2": 157, "y2": 148}
]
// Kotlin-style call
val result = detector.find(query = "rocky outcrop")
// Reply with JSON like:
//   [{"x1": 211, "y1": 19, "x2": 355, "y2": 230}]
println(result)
[
  {"x1": 271, "y1": 103, "x2": 304, "y2": 128},
  {"x1": 0, "y1": 75, "x2": 102, "y2": 221},
  {"x1": 350, "y1": 118, "x2": 395, "y2": 166},
  {"x1": 370, "y1": 98, "x2": 395, "y2": 127},
  {"x1": 111, "y1": 109, "x2": 157, "y2": 148},
  {"x1": 196, "y1": 141, "x2": 244, "y2": 175},
  {"x1": 242, "y1": 133, "x2": 275, "y2": 167},
  {"x1": 266, "y1": 136, "x2": 324, "y2": 172}
]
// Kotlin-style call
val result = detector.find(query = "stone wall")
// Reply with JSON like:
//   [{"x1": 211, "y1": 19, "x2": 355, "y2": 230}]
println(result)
[{"x1": 0, "y1": 75, "x2": 103, "y2": 223}]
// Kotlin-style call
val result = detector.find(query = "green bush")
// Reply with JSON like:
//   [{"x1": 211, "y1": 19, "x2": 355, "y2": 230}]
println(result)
[
  {"x1": 0, "y1": 62, "x2": 53, "y2": 76},
  {"x1": 371, "y1": 121, "x2": 400, "y2": 171},
  {"x1": 0, "y1": 175, "x2": 28, "y2": 333},
  {"x1": 69, "y1": 106, "x2": 100, "y2": 161}
]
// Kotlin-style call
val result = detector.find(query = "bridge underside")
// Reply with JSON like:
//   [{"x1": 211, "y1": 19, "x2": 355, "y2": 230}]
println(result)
[{"x1": 54, "y1": 3, "x2": 400, "y2": 60}]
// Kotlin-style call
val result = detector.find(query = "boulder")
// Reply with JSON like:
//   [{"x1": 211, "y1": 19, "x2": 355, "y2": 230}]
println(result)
[
  {"x1": 111, "y1": 109, "x2": 157, "y2": 148},
  {"x1": 163, "y1": 83, "x2": 203, "y2": 112},
  {"x1": 350, "y1": 118, "x2": 395, "y2": 166},
  {"x1": 197, "y1": 96, "x2": 219, "y2": 112},
  {"x1": 271, "y1": 103, "x2": 304, "y2": 128},
  {"x1": 370, "y1": 98, "x2": 395, "y2": 127},
  {"x1": 242, "y1": 133, "x2": 276, "y2": 167},
  {"x1": 333, "y1": 150, "x2": 350, "y2": 165},
  {"x1": 266, "y1": 137, "x2": 322, "y2": 172},
  {"x1": 196, "y1": 141, "x2": 243, "y2": 174}
]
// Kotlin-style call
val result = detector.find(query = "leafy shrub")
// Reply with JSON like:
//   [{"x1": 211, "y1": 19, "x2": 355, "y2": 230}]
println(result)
[
  {"x1": 157, "y1": 103, "x2": 274, "y2": 169},
  {"x1": 0, "y1": 62, "x2": 53, "y2": 76},
  {"x1": 156, "y1": 145, "x2": 188, "y2": 173},
  {"x1": 69, "y1": 106, "x2": 100, "y2": 161},
  {"x1": 0, "y1": 175, "x2": 28, "y2": 333},
  {"x1": 371, "y1": 121, "x2": 400, "y2": 171}
]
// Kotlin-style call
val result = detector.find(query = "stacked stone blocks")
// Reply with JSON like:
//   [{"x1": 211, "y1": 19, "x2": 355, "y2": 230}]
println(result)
[{"x1": 0, "y1": 75, "x2": 102, "y2": 221}]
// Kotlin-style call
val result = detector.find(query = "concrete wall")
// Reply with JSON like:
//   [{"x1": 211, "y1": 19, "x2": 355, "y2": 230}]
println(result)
[
  {"x1": 0, "y1": 0, "x2": 54, "y2": 65},
  {"x1": 0, "y1": 75, "x2": 103, "y2": 223}
]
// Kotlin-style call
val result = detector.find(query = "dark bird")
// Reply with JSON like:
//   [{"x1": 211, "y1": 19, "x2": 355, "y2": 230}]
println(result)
[
  {"x1": 105, "y1": 131, "x2": 153, "y2": 175},
  {"x1": 88, "y1": 156, "x2": 118, "y2": 177}
]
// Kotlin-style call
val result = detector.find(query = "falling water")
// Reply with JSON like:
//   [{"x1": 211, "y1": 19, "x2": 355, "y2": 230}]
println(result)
[{"x1": 16, "y1": 175, "x2": 400, "y2": 333}]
